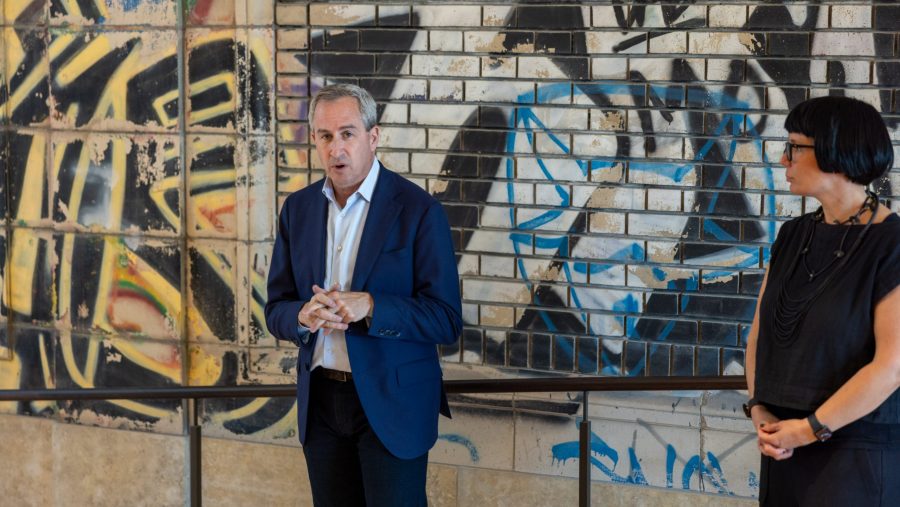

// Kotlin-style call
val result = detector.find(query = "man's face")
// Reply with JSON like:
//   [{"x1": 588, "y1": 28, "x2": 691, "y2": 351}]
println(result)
[{"x1": 311, "y1": 96, "x2": 379, "y2": 199}]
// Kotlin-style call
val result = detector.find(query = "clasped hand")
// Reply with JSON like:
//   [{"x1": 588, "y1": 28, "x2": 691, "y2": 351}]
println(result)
[
  {"x1": 752, "y1": 406, "x2": 817, "y2": 461},
  {"x1": 298, "y1": 284, "x2": 373, "y2": 335}
]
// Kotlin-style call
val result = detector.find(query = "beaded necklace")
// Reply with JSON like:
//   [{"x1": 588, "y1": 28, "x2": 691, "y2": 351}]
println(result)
[{"x1": 771, "y1": 191, "x2": 880, "y2": 348}]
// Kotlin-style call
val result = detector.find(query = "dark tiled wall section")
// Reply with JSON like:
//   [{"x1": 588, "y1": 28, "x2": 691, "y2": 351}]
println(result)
[{"x1": 274, "y1": 2, "x2": 900, "y2": 377}]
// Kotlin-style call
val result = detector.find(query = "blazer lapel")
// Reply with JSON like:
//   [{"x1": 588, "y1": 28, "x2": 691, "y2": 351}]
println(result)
[
  {"x1": 351, "y1": 167, "x2": 402, "y2": 291},
  {"x1": 303, "y1": 191, "x2": 329, "y2": 288}
]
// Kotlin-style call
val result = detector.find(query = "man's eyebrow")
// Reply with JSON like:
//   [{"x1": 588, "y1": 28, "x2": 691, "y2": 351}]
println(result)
[{"x1": 316, "y1": 124, "x2": 359, "y2": 135}]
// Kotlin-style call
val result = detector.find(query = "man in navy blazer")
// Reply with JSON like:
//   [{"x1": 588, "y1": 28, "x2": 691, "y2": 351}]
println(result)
[{"x1": 265, "y1": 84, "x2": 462, "y2": 506}]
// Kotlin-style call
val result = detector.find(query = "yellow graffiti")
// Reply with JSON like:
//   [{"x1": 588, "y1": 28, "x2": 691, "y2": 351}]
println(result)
[
  {"x1": 30, "y1": 333, "x2": 56, "y2": 413},
  {"x1": 56, "y1": 142, "x2": 91, "y2": 326},
  {"x1": 189, "y1": 74, "x2": 237, "y2": 125},
  {"x1": 247, "y1": 402, "x2": 299, "y2": 440},
  {"x1": 58, "y1": 331, "x2": 94, "y2": 387},
  {"x1": 5, "y1": 31, "x2": 46, "y2": 119},
  {"x1": 38, "y1": 333, "x2": 54, "y2": 389},
  {"x1": 92, "y1": 240, "x2": 187, "y2": 343},
  {"x1": 56, "y1": 36, "x2": 115, "y2": 86},
  {"x1": 148, "y1": 172, "x2": 181, "y2": 231},
  {"x1": 9, "y1": 132, "x2": 46, "y2": 316},
  {"x1": 151, "y1": 89, "x2": 180, "y2": 129},
  {"x1": 108, "y1": 337, "x2": 181, "y2": 384},
  {"x1": 1, "y1": 2, "x2": 281, "y2": 432},
  {"x1": 0, "y1": 346, "x2": 22, "y2": 414},
  {"x1": 49, "y1": 33, "x2": 77, "y2": 62},
  {"x1": 250, "y1": 265, "x2": 268, "y2": 336},
  {"x1": 41, "y1": 25, "x2": 197, "y2": 417},
  {"x1": 188, "y1": 345, "x2": 224, "y2": 386},
  {"x1": 4, "y1": 27, "x2": 25, "y2": 81},
  {"x1": 190, "y1": 169, "x2": 237, "y2": 232},
  {"x1": 4, "y1": 0, "x2": 40, "y2": 26},
  {"x1": 208, "y1": 396, "x2": 270, "y2": 424},
  {"x1": 250, "y1": 35, "x2": 273, "y2": 84}
]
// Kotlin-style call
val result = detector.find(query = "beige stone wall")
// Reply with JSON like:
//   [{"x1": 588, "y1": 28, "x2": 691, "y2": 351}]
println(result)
[
  {"x1": 0, "y1": 413, "x2": 754, "y2": 507},
  {"x1": 0, "y1": 414, "x2": 184, "y2": 506}
]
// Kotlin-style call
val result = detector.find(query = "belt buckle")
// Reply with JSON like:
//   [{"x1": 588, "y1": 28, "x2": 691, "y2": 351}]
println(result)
[{"x1": 320, "y1": 368, "x2": 352, "y2": 382}]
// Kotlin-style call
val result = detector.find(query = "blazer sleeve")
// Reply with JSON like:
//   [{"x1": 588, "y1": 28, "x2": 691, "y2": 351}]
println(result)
[
  {"x1": 265, "y1": 199, "x2": 306, "y2": 346},
  {"x1": 366, "y1": 201, "x2": 462, "y2": 345}
]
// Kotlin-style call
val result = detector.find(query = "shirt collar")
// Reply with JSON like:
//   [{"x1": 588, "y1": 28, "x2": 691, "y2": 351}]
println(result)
[{"x1": 322, "y1": 158, "x2": 380, "y2": 205}]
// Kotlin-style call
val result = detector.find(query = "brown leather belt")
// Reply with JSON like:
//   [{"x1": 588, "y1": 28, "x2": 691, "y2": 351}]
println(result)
[{"x1": 315, "y1": 367, "x2": 353, "y2": 382}]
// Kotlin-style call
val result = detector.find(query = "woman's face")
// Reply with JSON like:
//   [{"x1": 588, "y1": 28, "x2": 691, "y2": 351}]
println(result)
[{"x1": 780, "y1": 132, "x2": 823, "y2": 196}]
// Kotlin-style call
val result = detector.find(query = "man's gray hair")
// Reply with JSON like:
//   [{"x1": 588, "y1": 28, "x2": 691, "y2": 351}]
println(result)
[{"x1": 308, "y1": 84, "x2": 378, "y2": 131}]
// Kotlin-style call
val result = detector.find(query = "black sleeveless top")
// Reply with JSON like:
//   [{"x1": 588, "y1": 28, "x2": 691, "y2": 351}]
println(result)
[{"x1": 755, "y1": 212, "x2": 900, "y2": 446}]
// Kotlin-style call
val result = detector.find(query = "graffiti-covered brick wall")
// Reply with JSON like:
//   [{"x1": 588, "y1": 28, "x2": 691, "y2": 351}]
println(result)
[
  {"x1": 275, "y1": 1, "x2": 899, "y2": 379},
  {"x1": 0, "y1": 1, "x2": 288, "y2": 434},
  {"x1": 272, "y1": 4, "x2": 899, "y2": 496},
  {"x1": 0, "y1": 0, "x2": 898, "y2": 502}
]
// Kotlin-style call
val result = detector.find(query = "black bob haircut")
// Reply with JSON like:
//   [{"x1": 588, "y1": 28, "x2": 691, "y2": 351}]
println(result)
[{"x1": 784, "y1": 96, "x2": 894, "y2": 186}]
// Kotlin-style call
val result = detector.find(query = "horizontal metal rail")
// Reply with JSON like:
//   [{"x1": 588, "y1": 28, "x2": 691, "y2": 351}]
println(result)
[
  {"x1": 0, "y1": 374, "x2": 748, "y2": 507},
  {"x1": 0, "y1": 375, "x2": 746, "y2": 401}
]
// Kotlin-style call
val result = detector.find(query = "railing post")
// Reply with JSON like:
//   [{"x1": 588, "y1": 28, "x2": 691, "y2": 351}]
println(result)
[
  {"x1": 189, "y1": 398, "x2": 202, "y2": 507},
  {"x1": 579, "y1": 390, "x2": 590, "y2": 507}
]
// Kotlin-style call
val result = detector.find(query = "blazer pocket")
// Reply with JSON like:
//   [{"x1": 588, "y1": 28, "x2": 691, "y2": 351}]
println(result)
[
  {"x1": 395, "y1": 358, "x2": 441, "y2": 387},
  {"x1": 380, "y1": 245, "x2": 411, "y2": 257}
]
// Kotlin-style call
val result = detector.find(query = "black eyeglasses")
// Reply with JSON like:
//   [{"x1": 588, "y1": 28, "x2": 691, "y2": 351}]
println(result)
[{"x1": 783, "y1": 141, "x2": 815, "y2": 162}]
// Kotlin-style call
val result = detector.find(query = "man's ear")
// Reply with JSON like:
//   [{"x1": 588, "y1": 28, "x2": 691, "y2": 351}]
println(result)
[{"x1": 368, "y1": 125, "x2": 380, "y2": 149}]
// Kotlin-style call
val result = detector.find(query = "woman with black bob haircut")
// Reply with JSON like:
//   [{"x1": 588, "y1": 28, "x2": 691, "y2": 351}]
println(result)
[
  {"x1": 745, "y1": 95, "x2": 900, "y2": 506},
  {"x1": 782, "y1": 96, "x2": 894, "y2": 185}
]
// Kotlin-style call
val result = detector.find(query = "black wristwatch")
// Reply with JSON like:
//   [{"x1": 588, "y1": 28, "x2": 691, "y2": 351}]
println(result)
[
  {"x1": 807, "y1": 413, "x2": 832, "y2": 442},
  {"x1": 742, "y1": 397, "x2": 761, "y2": 418}
]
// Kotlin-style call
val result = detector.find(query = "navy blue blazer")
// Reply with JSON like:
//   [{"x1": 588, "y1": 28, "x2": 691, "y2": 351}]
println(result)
[{"x1": 265, "y1": 165, "x2": 462, "y2": 459}]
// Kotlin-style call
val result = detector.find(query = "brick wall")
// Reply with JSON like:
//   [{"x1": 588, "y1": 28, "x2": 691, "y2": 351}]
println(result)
[
  {"x1": 275, "y1": 1, "x2": 900, "y2": 378},
  {"x1": 1, "y1": 1, "x2": 896, "y2": 500},
  {"x1": 0, "y1": 1, "x2": 283, "y2": 431}
]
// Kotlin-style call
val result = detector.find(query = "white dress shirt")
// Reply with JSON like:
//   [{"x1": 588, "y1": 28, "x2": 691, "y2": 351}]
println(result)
[{"x1": 310, "y1": 158, "x2": 380, "y2": 373}]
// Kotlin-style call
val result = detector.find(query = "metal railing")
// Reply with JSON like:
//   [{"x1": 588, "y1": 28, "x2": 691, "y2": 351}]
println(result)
[{"x1": 0, "y1": 375, "x2": 747, "y2": 507}]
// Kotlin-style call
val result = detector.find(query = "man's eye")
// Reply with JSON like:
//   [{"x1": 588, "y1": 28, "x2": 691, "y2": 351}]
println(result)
[{"x1": 343, "y1": 132, "x2": 353, "y2": 138}]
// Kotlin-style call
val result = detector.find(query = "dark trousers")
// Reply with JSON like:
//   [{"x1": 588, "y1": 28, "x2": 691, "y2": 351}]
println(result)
[
  {"x1": 760, "y1": 445, "x2": 900, "y2": 506},
  {"x1": 303, "y1": 368, "x2": 428, "y2": 507}
]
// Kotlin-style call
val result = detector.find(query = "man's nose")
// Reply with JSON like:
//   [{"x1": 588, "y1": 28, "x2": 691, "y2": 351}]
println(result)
[{"x1": 329, "y1": 138, "x2": 344, "y2": 157}]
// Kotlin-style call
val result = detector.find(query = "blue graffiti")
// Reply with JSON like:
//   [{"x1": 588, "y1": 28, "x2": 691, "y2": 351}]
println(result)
[
  {"x1": 683, "y1": 451, "x2": 733, "y2": 495},
  {"x1": 501, "y1": 80, "x2": 779, "y2": 374},
  {"x1": 119, "y1": 0, "x2": 166, "y2": 13},
  {"x1": 438, "y1": 433, "x2": 480, "y2": 462},
  {"x1": 627, "y1": 447, "x2": 649, "y2": 485},
  {"x1": 748, "y1": 471, "x2": 759, "y2": 492},
  {"x1": 666, "y1": 444, "x2": 676, "y2": 488},
  {"x1": 551, "y1": 427, "x2": 646, "y2": 484},
  {"x1": 552, "y1": 428, "x2": 736, "y2": 495}
]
